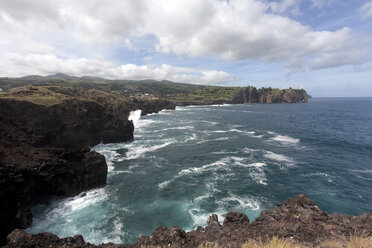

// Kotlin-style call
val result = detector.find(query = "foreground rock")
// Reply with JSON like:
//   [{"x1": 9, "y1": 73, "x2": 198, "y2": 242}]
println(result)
[
  {"x1": 4, "y1": 195, "x2": 371, "y2": 247},
  {"x1": 0, "y1": 86, "x2": 175, "y2": 244}
]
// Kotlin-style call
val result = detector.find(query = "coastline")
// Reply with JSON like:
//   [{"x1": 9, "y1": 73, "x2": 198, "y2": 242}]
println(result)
[
  {"x1": 2, "y1": 85, "x2": 366, "y2": 247},
  {"x1": 4, "y1": 194, "x2": 372, "y2": 247}
]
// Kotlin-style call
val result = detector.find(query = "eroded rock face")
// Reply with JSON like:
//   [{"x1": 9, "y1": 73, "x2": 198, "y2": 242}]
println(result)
[
  {"x1": 0, "y1": 95, "x2": 131, "y2": 243},
  {"x1": 0, "y1": 86, "x2": 179, "y2": 243},
  {"x1": 134, "y1": 99, "x2": 176, "y2": 116},
  {"x1": 233, "y1": 87, "x2": 308, "y2": 104}
]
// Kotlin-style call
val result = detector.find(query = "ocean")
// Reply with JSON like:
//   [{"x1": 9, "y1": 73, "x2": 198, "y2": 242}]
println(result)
[{"x1": 27, "y1": 98, "x2": 372, "y2": 245}]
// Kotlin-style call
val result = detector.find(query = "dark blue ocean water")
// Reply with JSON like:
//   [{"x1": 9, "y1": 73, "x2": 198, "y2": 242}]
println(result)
[{"x1": 27, "y1": 98, "x2": 372, "y2": 244}]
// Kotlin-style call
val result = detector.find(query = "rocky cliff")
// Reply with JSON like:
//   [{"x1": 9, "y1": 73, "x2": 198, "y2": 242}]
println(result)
[
  {"x1": 233, "y1": 87, "x2": 308, "y2": 104},
  {"x1": 3, "y1": 195, "x2": 371, "y2": 247},
  {"x1": 0, "y1": 86, "x2": 175, "y2": 244}
]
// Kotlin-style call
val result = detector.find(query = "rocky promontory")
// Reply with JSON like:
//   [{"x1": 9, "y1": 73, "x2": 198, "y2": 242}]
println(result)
[
  {"x1": 0, "y1": 86, "x2": 175, "y2": 244},
  {"x1": 3, "y1": 194, "x2": 371, "y2": 247},
  {"x1": 233, "y1": 87, "x2": 308, "y2": 104}
]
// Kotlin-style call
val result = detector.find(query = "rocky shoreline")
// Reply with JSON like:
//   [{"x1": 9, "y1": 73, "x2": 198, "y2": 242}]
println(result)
[
  {"x1": 3, "y1": 194, "x2": 372, "y2": 247},
  {"x1": 2, "y1": 85, "x2": 366, "y2": 248},
  {"x1": 0, "y1": 86, "x2": 175, "y2": 244}
]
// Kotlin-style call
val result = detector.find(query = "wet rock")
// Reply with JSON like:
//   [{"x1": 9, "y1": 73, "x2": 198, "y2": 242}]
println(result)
[{"x1": 207, "y1": 214, "x2": 220, "y2": 226}]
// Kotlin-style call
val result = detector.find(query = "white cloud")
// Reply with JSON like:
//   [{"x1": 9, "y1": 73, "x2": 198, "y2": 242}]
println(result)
[
  {"x1": 0, "y1": 53, "x2": 239, "y2": 85},
  {"x1": 144, "y1": 0, "x2": 362, "y2": 70},
  {"x1": 360, "y1": 1, "x2": 372, "y2": 18},
  {"x1": 268, "y1": 0, "x2": 300, "y2": 16},
  {"x1": 0, "y1": 0, "x2": 369, "y2": 76}
]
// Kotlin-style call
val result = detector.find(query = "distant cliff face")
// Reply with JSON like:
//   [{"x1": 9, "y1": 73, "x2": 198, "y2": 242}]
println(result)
[{"x1": 233, "y1": 87, "x2": 308, "y2": 104}]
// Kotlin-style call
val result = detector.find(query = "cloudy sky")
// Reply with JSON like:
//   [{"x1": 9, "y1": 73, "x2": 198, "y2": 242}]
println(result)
[{"x1": 1, "y1": 0, "x2": 372, "y2": 96}]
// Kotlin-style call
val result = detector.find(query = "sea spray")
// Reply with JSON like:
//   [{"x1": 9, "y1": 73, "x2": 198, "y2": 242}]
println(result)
[{"x1": 128, "y1": 110, "x2": 142, "y2": 128}]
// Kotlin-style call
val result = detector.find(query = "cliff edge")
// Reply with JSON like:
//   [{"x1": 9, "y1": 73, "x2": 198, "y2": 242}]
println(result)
[
  {"x1": 0, "y1": 86, "x2": 175, "y2": 243},
  {"x1": 233, "y1": 87, "x2": 308, "y2": 104}
]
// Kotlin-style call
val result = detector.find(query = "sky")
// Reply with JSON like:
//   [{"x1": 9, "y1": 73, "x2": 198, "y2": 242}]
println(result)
[{"x1": 0, "y1": 0, "x2": 372, "y2": 97}]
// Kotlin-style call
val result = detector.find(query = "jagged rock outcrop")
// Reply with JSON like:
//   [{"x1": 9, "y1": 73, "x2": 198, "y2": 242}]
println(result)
[
  {"x1": 0, "y1": 87, "x2": 125, "y2": 243},
  {"x1": 4, "y1": 229, "x2": 124, "y2": 248},
  {"x1": 4, "y1": 195, "x2": 371, "y2": 247},
  {"x1": 233, "y1": 87, "x2": 308, "y2": 104},
  {"x1": 137, "y1": 194, "x2": 372, "y2": 247},
  {"x1": 130, "y1": 98, "x2": 176, "y2": 116},
  {"x1": 0, "y1": 86, "x2": 177, "y2": 244}
]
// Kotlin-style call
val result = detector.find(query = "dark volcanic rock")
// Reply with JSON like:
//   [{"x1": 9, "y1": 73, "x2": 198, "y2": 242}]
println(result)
[
  {"x1": 4, "y1": 229, "x2": 125, "y2": 248},
  {"x1": 132, "y1": 98, "x2": 176, "y2": 116},
  {"x1": 0, "y1": 86, "x2": 179, "y2": 243},
  {"x1": 3, "y1": 195, "x2": 372, "y2": 247},
  {"x1": 0, "y1": 87, "x2": 135, "y2": 243},
  {"x1": 134, "y1": 194, "x2": 372, "y2": 248},
  {"x1": 233, "y1": 87, "x2": 308, "y2": 104},
  {"x1": 223, "y1": 212, "x2": 250, "y2": 229}
]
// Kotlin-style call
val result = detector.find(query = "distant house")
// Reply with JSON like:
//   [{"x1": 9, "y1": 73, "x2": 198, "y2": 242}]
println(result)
[{"x1": 0, "y1": 88, "x2": 3, "y2": 92}]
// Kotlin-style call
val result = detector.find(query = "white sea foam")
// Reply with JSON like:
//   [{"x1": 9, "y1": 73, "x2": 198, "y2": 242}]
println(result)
[
  {"x1": 158, "y1": 180, "x2": 172, "y2": 189},
  {"x1": 250, "y1": 133, "x2": 264, "y2": 139},
  {"x1": 184, "y1": 133, "x2": 198, "y2": 142},
  {"x1": 93, "y1": 145, "x2": 123, "y2": 172},
  {"x1": 179, "y1": 156, "x2": 246, "y2": 176},
  {"x1": 215, "y1": 137, "x2": 230, "y2": 141},
  {"x1": 234, "y1": 162, "x2": 267, "y2": 185},
  {"x1": 249, "y1": 168, "x2": 267, "y2": 185},
  {"x1": 242, "y1": 148, "x2": 262, "y2": 153},
  {"x1": 230, "y1": 128, "x2": 253, "y2": 134},
  {"x1": 188, "y1": 208, "x2": 225, "y2": 228},
  {"x1": 28, "y1": 187, "x2": 109, "y2": 234},
  {"x1": 111, "y1": 170, "x2": 134, "y2": 175},
  {"x1": 124, "y1": 140, "x2": 175, "y2": 160},
  {"x1": 68, "y1": 188, "x2": 109, "y2": 212},
  {"x1": 108, "y1": 218, "x2": 123, "y2": 244},
  {"x1": 217, "y1": 193, "x2": 260, "y2": 210},
  {"x1": 267, "y1": 131, "x2": 299, "y2": 144},
  {"x1": 307, "y1": 172, "x2": 330, "y2": 177},
  {"x1": 210, "y1": 150, "x2": 239, "y2": 155},
  {"x1": 264, "y1": 151, "x2": 294, "y2": 164},
  {"x1": 157, "y1": 109, "x2": 174, "y2": 115},
  {"x1": 236, "y1": 162, "x2": 266, "y2": 168},
  {"x1": 272, "y1": 135, "x2": 299, "y2": 144},
  {"x1": 162, "y1": 125, "x2": 194, "y2": 131},
  {"x1": 211, "y1": 103, "x2": 233, "y2": 106}
]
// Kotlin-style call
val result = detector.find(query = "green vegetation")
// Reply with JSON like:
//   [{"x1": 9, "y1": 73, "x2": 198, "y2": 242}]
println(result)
[
  {"x1": 0, "y1": 74, "x2": 305, "y2": 104},
  {"x1": 0, "y1": 74, "x2": 202, "y2": 97},
  {"x1": 165, "y1": 86, "x2": 243, "y2": 103}
]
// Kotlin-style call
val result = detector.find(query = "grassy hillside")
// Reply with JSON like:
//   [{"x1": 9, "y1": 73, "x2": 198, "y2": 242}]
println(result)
[
  {"x1": 0, "y1": 74, "x2": 307, "y2": 104},
  {"x1": 0, "y1": 74, "x2": 202, "y2": 97},
  {"x1": 165, "y1": 86, "x2": 243, "y2": 103}
]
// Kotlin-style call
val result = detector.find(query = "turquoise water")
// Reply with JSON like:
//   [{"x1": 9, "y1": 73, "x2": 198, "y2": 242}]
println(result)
[{"x1": 27, "y1": 98, "x2": 372, "y2": 244}]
